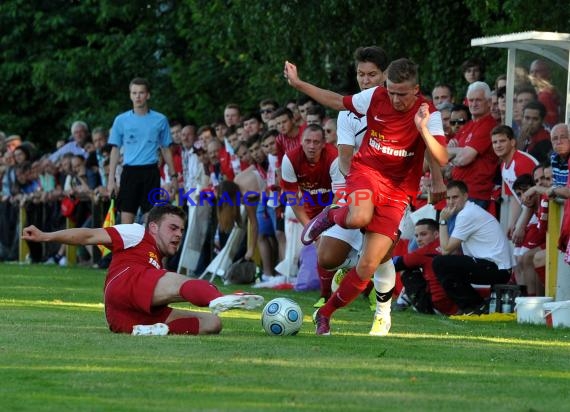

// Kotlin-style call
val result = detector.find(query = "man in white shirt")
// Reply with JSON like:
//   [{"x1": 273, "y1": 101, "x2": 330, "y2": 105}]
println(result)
[{"x1": 433, "y1": 180, "x2": 514, "y2": 314}]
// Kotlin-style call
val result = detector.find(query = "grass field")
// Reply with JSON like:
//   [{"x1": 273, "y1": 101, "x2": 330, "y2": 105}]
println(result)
[{"x1": 1, "y1": 262, "x2": 569, "y2": 412}]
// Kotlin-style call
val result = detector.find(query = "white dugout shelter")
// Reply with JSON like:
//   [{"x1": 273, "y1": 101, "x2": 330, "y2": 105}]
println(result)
[{"x1": 471, "y1": 31, "x2": 570, "y2": 299}]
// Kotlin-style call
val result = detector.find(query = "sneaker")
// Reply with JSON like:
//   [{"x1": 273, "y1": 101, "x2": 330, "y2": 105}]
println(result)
[
  {"x1": 300, "y1": 204, "x2": 339, "y2": 245},
  {"x1": 312, "y1": 309, "x2": 331, "y2": 336},
  {"x1": 313, "y1": 296, "x2": 327, "y2": 308},
  {"x1": 209, "y1": 293, "x2": 264, "y2": 315},
  {"x1": 58, "y1": 256, "x2": 68, "y2": 267},
  {"x1": 369, "y1": 313, "x2": 391, "y2": 336},
  {"x1": 331, "y1": 268, "x2": 348, "y2": 293},
  {"x1": 463, "y1": 301, "x2": 489, "y2": 316},
  {"x1": 252, "y1": 275, "x2": 286, "y2": 289},
  {"x1": 132, "y1": 323, "x2": 169, "y2": 336}
]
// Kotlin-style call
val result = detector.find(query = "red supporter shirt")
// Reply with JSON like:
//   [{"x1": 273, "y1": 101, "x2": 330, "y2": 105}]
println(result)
[
  {"x1": 104, "y1": 224, "x2": 165, "y2": 288},
  {"x1": 451, "y1": 113, "x2": 499, "y2": 201},
  {"x1": 343, "y1": 87, "x2": 446, "y2": 201},
  {"x1": 280, "y1": 143, "x2": 338, "y2": 219},
  {"x1": 401, "y1": 239, "x2": 458, "y2": 315},
  {"x1": 501, "y1": 150, "x2": 538, "y2": 195},
  {"x1": 217, "y1": 145, "x2": 235, "y2": 181},
  {"x1": 276, "y1": 124, "x2": 306, "y2": 167}
]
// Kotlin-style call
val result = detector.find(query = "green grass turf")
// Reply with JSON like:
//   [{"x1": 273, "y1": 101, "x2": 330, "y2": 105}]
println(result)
[{"x1": 0, "y1": 263, "x2": 569, "y2": 412}]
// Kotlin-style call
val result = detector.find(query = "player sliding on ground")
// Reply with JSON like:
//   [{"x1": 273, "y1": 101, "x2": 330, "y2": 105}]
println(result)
[
  {"x1": 284, "y1": 58, "x2": 448, "y2": 335},
  {"x1": 22, "y1": 204, "x2": 264, "y2": 336}
]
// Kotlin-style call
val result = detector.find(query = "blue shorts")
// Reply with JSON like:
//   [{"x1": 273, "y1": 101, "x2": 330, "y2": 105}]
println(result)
[{"x1": 256, "y1": 202, "x2": 275, "y2": 236}]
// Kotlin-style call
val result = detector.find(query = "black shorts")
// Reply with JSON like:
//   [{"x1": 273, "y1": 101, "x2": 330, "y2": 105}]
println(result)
[{"x1": 117, "y1": 164, "x2": 160, "y2": 215}]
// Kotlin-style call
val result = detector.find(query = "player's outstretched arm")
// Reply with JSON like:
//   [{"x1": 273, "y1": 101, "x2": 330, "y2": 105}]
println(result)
[
  {"x1": 22, "y1": 225, "x2": 112, "y2": 247},
  {"x1": 284, "y1": 61, "x2": 345, "y2": 111}
]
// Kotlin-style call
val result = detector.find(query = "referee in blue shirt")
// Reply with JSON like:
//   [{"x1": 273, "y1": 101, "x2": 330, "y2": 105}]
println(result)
[{"x1": 108, "y1": 77, "x2": 178, "y2": 224}]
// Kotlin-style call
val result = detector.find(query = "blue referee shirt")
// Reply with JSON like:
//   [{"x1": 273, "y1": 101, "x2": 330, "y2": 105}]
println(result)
[{"x1": 109, "y1": 109, "x2": 172, "y2": 166}]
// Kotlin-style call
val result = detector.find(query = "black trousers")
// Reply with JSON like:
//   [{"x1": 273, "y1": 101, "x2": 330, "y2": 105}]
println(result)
[
  {"x1": 400, "y1": 269, "x2": 434, "y2": 314},
  {"x1": 432, "y1": 255, "x2": 511, "y2": 310}
]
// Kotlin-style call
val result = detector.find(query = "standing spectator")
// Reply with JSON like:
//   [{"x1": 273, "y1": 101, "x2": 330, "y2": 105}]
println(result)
[
  {"x1": 436, "y1": 102, "x2": 454, "y2": 142},
  {"x1": 431, "y1": 83, "x2": 455, "y2": 106},
  {"x1": 491, "y1": 124, "x2": 538, "y2": 236},
  {"x1": 258, "y1": 99, "x2": 279, "y2": 126},
  {"x1": 433, "y1": 180, "x2": 514, "y2": 314},
  {"x1": 448, "y1": 82, "x2": 498, "y2": 211},
  {"x1": 272, "y1": 107, "x2": 305, "y2": 168},
  {"x1": 324, "y1": 118, "x2": 337, "y2": 145},
  {"x1": 224, "y1": 103, "x2": 241, "y2": 127},
  {"x1": 85, "y1": 127, "x2": 109, "y2": 189},
  {"x1": 447, "y1": 104, "x2": 471, "y2": 147},
  {"x1": 242, "y1": 112, "x2": 264, "y2": 139},
  {"x1": 5, "y1": 134, "x2": 22, "y2": 153},
  {"x1": 49, "y1": 121, "x2": 90, "y2": 163},
  {"x1": 518, "y1": 101, "x2": 552, "y2": 163},
  {"x1": 285, "y1": 99, "x2": 303, "y2": 127},
  {"x1": 529, "y1": 59, "x2": 560, "y2": 128},
  {"x1": 284, "y1": 58, "x2": 447, "y2": 335},
  {"x1": 297, "y1": 96, "x2": 316, "y2": 126},
  {"x1": 306, "y1": 105, "x2": 326, "y2": 126},
  {"x1": 512, "y1": 85, "x2": 538, "y2": 137},
  {"x1": 234, "y1": 136, "x2": 278, "y2": 280},
  {"x1": 107, "y1": 77, "x2": 177, "y2": 224},
  {"x1": 460, "y1": 57, "x2": 485, "y2": 104}
]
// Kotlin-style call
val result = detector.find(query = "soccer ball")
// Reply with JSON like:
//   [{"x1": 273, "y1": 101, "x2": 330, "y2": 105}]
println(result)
[{"x1": 261, "y1": 297, "x2": 303, "y2": 336}]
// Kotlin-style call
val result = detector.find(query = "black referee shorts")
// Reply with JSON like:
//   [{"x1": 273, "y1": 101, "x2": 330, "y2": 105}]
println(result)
[{"x1": 117, "y1": 164, "x2": 160, "y2": 215}]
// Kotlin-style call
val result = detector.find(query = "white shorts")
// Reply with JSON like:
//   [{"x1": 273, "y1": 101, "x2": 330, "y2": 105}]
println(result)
[{"x1": 322, "y1": 225, "x2": 363, "y2": 251}]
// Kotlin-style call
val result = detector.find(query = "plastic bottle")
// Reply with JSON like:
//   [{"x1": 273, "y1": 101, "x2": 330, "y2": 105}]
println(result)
[
  {"x1": 488, "y1": 291, "x2": 497, "y2": 313},
  {"x1": 501, "y1": 290, "x2": 512, "y2": 313}
]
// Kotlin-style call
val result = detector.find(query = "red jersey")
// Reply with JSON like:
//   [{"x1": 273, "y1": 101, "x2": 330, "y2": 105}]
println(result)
[
  {"x1": 280, "y1": 143, "x2": 337, "y2": 219},
  {"x1": 104, "y1": 224, "x2": 164, "y2": 288},
  {"x1": 451, "y1": 113, "x2": 499, "y2": 201},
  {"x1": 501, "y1": 150, "x2": 538, "y2": 195},
  {"x1": 401, "y1": 239, "x2": 458, "y2": 315},
  {"x1": 217, "y1": 145, "x2": 235, "y2": 181},
  {"x1": 343, "y1": 87, "x2": 446, "y2": 201},
  {"x1": 276, "y1": 124, "x2": 306, "y2": 167}
]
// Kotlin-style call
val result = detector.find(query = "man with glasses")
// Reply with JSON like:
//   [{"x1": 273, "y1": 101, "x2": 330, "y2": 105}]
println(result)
[
  {"x1": 323, "y1": 118, "x2": 337, "y2": 145},
  {"x1": 448, "y1": 104, "x2": 471, "y2": 143},
  {"x1": 284, "y1": 58, "x2": 447, "y2": 335},
  {"x1": 258, "y1": 99, "x2": 278, "y2": 126}
]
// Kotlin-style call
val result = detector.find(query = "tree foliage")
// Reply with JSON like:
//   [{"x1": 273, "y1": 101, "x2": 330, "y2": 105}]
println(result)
[{"x1": 0, "y1": 0, "x2": 568, "y2": 151}]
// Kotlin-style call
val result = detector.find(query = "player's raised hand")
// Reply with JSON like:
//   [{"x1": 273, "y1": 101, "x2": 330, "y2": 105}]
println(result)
[
  {"x1": 414, "y1": 103, "x2": 430, "y2": 130},
  {"x1": 283, "y1": 61, "x2": 300, "y2": 87}
]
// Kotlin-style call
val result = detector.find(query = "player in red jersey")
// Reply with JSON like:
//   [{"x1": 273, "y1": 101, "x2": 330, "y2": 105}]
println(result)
[
  {"x1": 284, "y1": 58, "x2": 448, "y2": 335},
  {"x1": 281, "y1": 124, "x2": 338, "y2": 302},
  {"x1": 22, "y1": 205, "x2": 264, "y2": 336}
]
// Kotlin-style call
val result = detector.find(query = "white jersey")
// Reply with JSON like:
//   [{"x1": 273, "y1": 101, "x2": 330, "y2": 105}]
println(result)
[
  {"x1": 334, "y1": 111, "x2": 368, "y2": 190},
  {"x1": 452, "y1": 201, "x2": 514, "y2": 270}
]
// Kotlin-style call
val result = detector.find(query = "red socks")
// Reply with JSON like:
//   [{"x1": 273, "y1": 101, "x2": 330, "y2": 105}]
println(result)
[
  {"x1": 329, "y1": 205, "x2": 350, "y2": 228},
  {"x1": 320, "y1": 267, "x2": 370, "y2": 318},
  {"x1": 167, "y1": 317, "x2": 200, "y2": 335},
  {"x1": 317, "y1": 265, "x2": 333, "y2": 299},
  {"x1": 179, "y1": 279, "x2": 222, "y2": 307}
]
